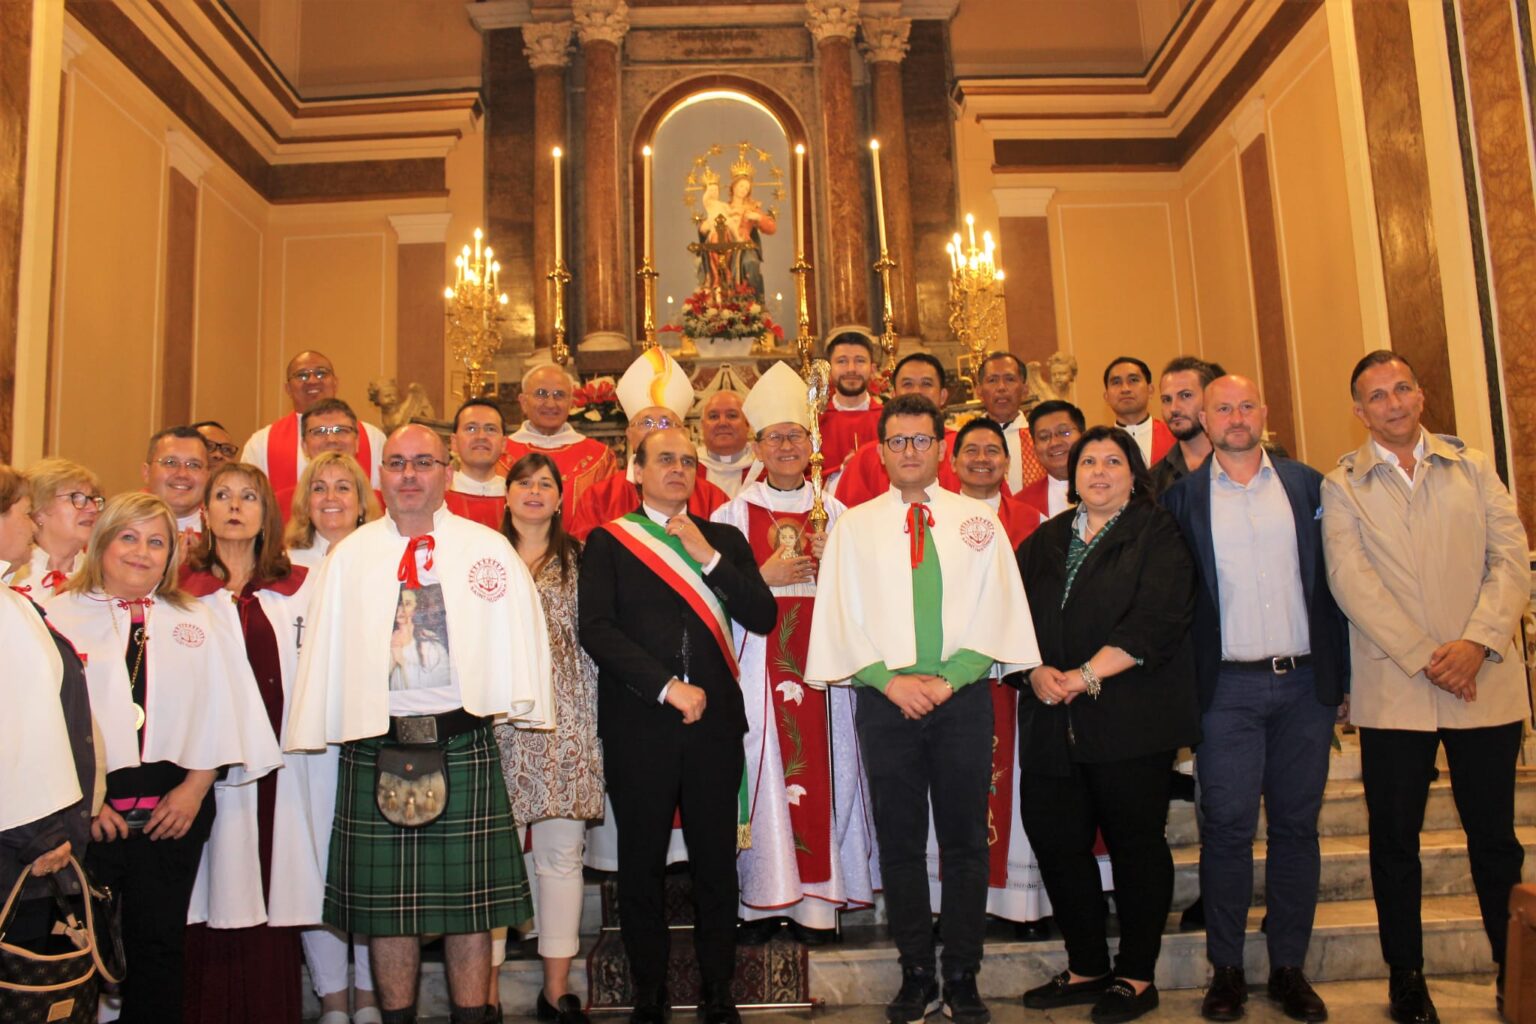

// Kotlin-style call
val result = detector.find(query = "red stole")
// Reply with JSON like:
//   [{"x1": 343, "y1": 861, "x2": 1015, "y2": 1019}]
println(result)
[
  {"x1": 267, "y1": 412, "x2": 373, "y2": 495},
  {"x1": 745, "y1": 502, "x2": 833, "y2": 883},
  {"x1": 987, "y1": 680, "x2": 1017, "y2": 887},
  {"x1": 818, "y1": 405, "x2": 883, "y2": 476},
  {"x1": 997, "y1": 491, "x2": 1044, "y2": 549},
  {"x1": 445, "y1": 491, "x2": 504, "y2": 530},
  {"x1": 497, "y1": 435, "x2": 617, "y2": 520}
]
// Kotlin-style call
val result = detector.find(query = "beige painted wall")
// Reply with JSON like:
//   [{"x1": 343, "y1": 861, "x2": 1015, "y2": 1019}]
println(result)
[{"x1": 1182, "y1": 152, "x2": 1259, "y2": 383}]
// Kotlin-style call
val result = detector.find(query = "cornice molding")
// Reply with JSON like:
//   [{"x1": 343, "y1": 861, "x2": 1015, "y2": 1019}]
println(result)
[
  {"x1": 1228, "y1": 95, "x2": 1266, "y2": 148},
  {"x1": 389, "y1": 212, "x2": 454, "y2": 244},
  {"x1": 165, "y1": 129, "x2": 214, "y2": 183},
  {"x1": 466, "y1": 1, "x2": 533, "y2": 32},
  {"x1": 60, "y1": 22, "x2": 89, "y2": 69},
  {"x1": 992, "y1": 186, "x2": 1055, "y2": 218}
]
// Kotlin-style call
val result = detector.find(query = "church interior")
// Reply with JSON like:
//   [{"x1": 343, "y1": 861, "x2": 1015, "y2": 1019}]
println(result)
[{"x1": 4, "y1": 0, "x2": 1536, "y2": 1018}]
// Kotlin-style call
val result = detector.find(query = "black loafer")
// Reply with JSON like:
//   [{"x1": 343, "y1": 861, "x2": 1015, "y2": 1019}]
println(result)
[
  {"x1": 1201, "y1": 966, "x2": 1246, "y2": 1021},
  {"x1": 1268, "y1": 967, "x2": 1326, "y2": 1022},
  {"x1": 629, "y1": 986, "x2": 669, "y2": 1024},
  {"x1": 537, "y1": 990, "x2": 591, "y2": 1024},
  {"x1": 1091, "y1": 980, "x2": 1159, "y2": 1024},
  {"x1": 1022, "y1": 969, "x2": 1111, "y2": 1009},
  {"x1": 1387, "y1": 969, "x2": 1438, "y2": 1024}
]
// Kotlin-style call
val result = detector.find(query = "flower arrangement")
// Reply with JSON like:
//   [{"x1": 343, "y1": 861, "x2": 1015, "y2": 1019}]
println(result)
[
  {"x1": 662, "y1": 284, "x2": 786, "y2": 344},
  {"x1": 569, "y1": 375, "x2": 619, "y2": 422}
]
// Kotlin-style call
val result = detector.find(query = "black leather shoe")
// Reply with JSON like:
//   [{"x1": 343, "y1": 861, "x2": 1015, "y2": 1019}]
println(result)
[
  {"x1": 537, "y1": 990, "x2": 591, "y2": 1024},
  {"x1": 886, "y1": 964, "x2": 941, "y2": 1024},
  {"x1": 1022, "y1": 969, "x2": 1111, "y2": 1009},
  {"x1": 1387, "y1": 968, "x2": 1439, "y2": 1024},
  {"x1": 785, "y1": 919, "x2": 837, "y2": 946},
  {"x1": 941, "y1": 969, "x2": 990, "y2": 1024},
  {"x1": 1091, "y1": 980, "x2": 1159, "y2": 1023},
  {"x1": 697, "y1": 986, "x2": 741, "y2": 1024},
  {"x1": 1013, "y1": 918, "x2": 1051, "y2": 941},
  {"x1": 629, "y1": 986, "x2": 669, "y2": 1024},
  {"x1": 736, "y1": 917, "x2": 781, "y2": 946},
  {"x1": 1268, "y1": 967, "x2": 1326, "y2": 1022},
  {"x1": 1201, "y1": 966, "x2": 1247, "y2": 1021},
  {"x1": 1180, "y1": 897, "x2": 1206, "y2": 932}
]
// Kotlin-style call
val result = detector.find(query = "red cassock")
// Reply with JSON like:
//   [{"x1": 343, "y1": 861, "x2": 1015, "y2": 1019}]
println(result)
[
  {"x1": 833, "y1": 435, "x2": 963, "y2": 509},
  {"x1": 566, "y1": 472, "x2": 730, "y2": 542},
  {"x1": 818, "y1": 405, "x2": 883, "y2": 477},
  {"x1": 496, "y1": 434, "x2": 617, "y2": 521},
  {"x1": 996, "y1": 490, "x2": 1045, "y2": 550},
  {"x1": 1018, "y1": 477, "x2": 1052, "y2": 519},
  {"x1": 444, "y1": 491, "x2": 504, "y2": 530}
]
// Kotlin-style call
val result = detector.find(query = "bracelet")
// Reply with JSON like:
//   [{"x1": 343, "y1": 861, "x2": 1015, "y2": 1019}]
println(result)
[{"x1": 1079, "y1": 661, "x2": 1102, "y2": 699}]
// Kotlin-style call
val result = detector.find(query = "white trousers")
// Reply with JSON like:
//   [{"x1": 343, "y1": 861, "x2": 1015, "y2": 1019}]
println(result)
[
  {"x1": 491, "y1": 817, "x2": 589, "y2": 966},
  {"x1": 302, "y1": 926, "x2": 374, "y2": 996}
]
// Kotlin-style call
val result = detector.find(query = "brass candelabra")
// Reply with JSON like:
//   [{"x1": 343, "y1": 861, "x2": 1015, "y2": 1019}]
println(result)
[
  {"x1": 873, "y1": 249, "x2": 899, "y2": 379},
  {"x1": 445, "y1": 228, "x2": 509, "y2": 399},
  {"x1": 792, "y1": 255, "x2": 815, "y2": 373},
  {"x1": 946, "y1": 214, "x2": 1005, "y2": 389},
  {"x1": 547, "y1": 259, "x2": 572, "y2": 366}
]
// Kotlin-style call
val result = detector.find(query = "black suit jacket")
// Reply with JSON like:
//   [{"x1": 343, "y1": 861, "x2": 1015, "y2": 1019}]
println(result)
[
  {"x1": 1015, "y1": 500, "x2": 1201, "y2": 773},
  {"x1": 1160, "y1": 455, "x2": 1349, "y2": 711},
  {"x1": 579, "y1": 514, "x2": 777, "y2": 741}
]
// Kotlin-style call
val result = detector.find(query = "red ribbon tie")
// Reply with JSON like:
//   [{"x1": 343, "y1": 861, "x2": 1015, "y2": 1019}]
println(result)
[
  {"x1": 904, "y1": 502, "x2": 935, "y2": 569},
  {"x1": 397, "y1": 535, "x2": 436, "y2": 590}
]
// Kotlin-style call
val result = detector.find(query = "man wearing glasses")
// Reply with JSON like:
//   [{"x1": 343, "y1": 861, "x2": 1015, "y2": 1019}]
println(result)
[
  {"x1": 241, "y1": 350, "x2": 387, "y2": 496},
  {"x1": 192, "y1": 421, "x2": 239, "y2": 469},
  {"x1": 567, "y1": 349, "x2": 728, "y2": 541},
  {"x1": 807, "y1": 394, "x2": 1039, "y2": 1024},
  {"x1": 288, "y1": 424, "x2": 553, "y2": 1024},
  {"x1": 497, "y1": 364, "x2": 617, "y2": 520},
  {"x1": 270, "y1": 399, "x2": 375, "y2": 523},
  {"x1": 142, "y1": 425, "x2": 212, "y2": 537},
  {"x1": 974, "y1": 352, "x2": 1045, "y2": 494},
  {"x1": 830, "y1": 352, "x2": 961, "y2": 508}
]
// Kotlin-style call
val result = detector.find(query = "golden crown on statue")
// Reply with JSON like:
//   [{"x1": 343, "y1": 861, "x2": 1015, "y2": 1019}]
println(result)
[{"x1": 730, "y1": 142, "x2": 755, "y2": 179}]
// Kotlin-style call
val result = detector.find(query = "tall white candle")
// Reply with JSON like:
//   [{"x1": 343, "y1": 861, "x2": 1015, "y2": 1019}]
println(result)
[
  {"x1": 869, "y1": 140, "x2": 888, "y2": 253},
  {"x1": 552, "y1": 146, "x2": 564, "y2": 265},
  {"x1": 642, "y1": 145, "x2": 653, "y2": 261},
  {"x1": 793, "y1": 143, "x2": 805, "y2": 260}
]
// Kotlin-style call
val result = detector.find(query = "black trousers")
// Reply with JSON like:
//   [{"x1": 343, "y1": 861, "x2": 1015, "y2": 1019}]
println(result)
[
  {"x1": 1360, "y1": 721, "x2": 1525, "y2": 969},
  {"x1": 83, "y1": 796, "x2": 214, "y2": 1024},
  {"x1": 604, "y1": 722, "x2": 744, "y2": 996},
  {"x1": 856, "y1": 678, "x2": 993, "y2": 978},
  {"x1": 1020, "y1": 750, "x2": 1176, "y2": 981}
]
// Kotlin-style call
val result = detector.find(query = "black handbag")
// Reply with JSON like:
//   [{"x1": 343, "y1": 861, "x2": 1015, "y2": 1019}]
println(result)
[{"x1": 0, "y1": 857, "x2": 123, "y2": 1024}]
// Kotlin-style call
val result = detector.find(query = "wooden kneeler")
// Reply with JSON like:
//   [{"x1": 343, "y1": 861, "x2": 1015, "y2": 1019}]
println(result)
[{"x1": 1506, "y1": 884, "x2": 1536, "y2": 1021}]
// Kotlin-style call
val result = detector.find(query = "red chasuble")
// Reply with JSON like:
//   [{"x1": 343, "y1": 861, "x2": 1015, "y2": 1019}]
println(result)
[
  {"x1": 445, "y1": 491, "x2": 504, "y2": 530},
  {"x1": 267, "y1": 412, "x2": 373, "y2": 497},
  {"x1": 996, "y1": 491, "x2": 1044, "y2": 550},
  {"x1": 743, "y1": 502, "x2": 833, "y2": 883},
  {"x1": 818, "y1": 405, "x2": 883, "y2": 477},
  {"x1": 833, "y1": 435, "x2": 962, "y2": 509},
  {"x1": 566, "y1": 472, "x2": 729, "y2": 542},
  {"x1": 496, "y1": 435, "x2": 616, "y2": 520},
  {"x1": 1018, "y1": 477, "x2": 1052, "y2": 519}
]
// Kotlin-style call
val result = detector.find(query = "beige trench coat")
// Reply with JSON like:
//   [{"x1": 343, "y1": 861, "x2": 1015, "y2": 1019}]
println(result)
[{"x1": 1321, "y1": 432, "x2": 1530, "y2": 731}]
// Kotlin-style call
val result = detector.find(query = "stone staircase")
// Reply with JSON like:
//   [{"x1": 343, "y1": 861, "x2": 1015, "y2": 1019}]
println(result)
[{"x1": 305, "y1": 737, "x2": 1536, "y2": 1017}]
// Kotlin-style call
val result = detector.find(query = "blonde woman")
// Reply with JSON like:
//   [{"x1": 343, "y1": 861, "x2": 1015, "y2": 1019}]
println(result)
[
  {"x1": 45, "y1": 493, "x2": 280, "y2": 1024},
  {"x1": 286, "y1": 451, "x2": 382, "y2": 569},
  {"x1": 3, "y1": 456, "x2": 103, "y2": 598}
]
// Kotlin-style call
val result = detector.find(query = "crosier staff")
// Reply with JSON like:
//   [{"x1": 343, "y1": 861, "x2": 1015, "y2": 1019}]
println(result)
[{"x1": 805, "y1": 358, "x2": 831, "y2": 535}]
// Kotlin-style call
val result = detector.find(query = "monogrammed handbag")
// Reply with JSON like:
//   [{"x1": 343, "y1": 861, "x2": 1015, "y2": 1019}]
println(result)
[{"x1": 0, "y1": 857, "x2": 122, "y2": 1024}]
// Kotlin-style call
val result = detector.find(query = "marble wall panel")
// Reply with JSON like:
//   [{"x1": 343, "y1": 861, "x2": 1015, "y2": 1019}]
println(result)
[
  {"x1": 484, "y1": 28, "x2": 537, "y2": 350},
  {"x1": 902, "y1": 20, "x2": 958, "y2": 348},
  {"x1": 0, "y1": 0, "x2": 32, "y2": 461},
  {"x1": 998, "y1": 217, "x2": 1058, "y2": 366}
]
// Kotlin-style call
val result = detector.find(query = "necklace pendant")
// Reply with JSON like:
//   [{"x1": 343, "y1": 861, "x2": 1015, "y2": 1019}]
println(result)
[{"x1": 132, "y1": 702, "x2": 146, "y2": 731}]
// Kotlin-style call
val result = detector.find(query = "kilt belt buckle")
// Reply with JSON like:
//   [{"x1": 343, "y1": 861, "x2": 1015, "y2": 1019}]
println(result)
[
  {"x1": 395, "y1": 715, "x2": 439, "y2": 745},
  {"x1": 1271, "y1": 656, "x2": 1295, "y2": 675}
]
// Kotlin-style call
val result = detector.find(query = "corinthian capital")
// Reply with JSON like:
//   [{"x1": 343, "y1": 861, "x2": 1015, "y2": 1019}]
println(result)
[
  {"x1": 805, "y1": 0, "x2": 859, "y2": 44},
  {"x1": 860, "y1": 16, "x2": 911, "y2": 63},
  {"x1": 523, "y1": 21, "x2": 574, "y2": 69},
  {"x1": 574, "y1": 0, "x2": 630, "y2": 47}
]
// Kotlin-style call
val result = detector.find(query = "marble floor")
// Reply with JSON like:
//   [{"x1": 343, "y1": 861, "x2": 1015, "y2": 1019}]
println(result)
[{"x1": 417, "y1": 973, "x2": 1503, "y2": 1023}]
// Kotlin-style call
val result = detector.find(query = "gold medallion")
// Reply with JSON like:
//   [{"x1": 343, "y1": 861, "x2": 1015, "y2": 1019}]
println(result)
[{"x1": 132, "y1": 702, "x2": 146, "y2": 731}]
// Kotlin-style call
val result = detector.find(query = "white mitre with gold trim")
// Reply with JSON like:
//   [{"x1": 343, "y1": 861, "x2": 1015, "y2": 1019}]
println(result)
[
  {"x1": 743, "y1": 361, "x2": 810, "y2": 431},
  {"x1": 616, "y1": 347, "x2": 695, "y2": 420}
]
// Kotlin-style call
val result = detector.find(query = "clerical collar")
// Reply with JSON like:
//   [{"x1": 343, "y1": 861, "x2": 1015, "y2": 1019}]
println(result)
[
  {"x1": 512, "y1": 422, "x2": 584, "y2": 448},
  {"x1": 452, "y1": 470, "x2": 506, "y2": 497},
  {"x1": 831, "y1": 393, "x2": 871, "y2": 411},
  {"x1": 703, "y1": 446, "x2": 750, "y2": 466},
  {"x1": 766, "y1": 478, "x2": 806, "y2": 492},
  {"x1": 975, "y1": 491, "x2": 1003, "y2": 511},
  {"x1": 1118, "y1": 414, "x2": 1152, "y2": 429}
]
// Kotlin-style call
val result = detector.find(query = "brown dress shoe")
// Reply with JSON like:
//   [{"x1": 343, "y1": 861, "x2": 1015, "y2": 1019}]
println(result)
[{"x1": 1201, "y1": 966, "x2": 1247, "y2": 1021}]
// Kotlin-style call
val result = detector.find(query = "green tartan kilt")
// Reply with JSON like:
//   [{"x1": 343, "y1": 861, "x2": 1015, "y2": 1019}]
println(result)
[{"x1": 324, "y1": 725, "x2": 532, "y2": 936}]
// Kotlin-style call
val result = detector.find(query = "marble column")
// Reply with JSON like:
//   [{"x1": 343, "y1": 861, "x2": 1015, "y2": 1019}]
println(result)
[
  {"x1": 901, "y1": 17, "x2": 960, "y2": 351},
  {"x1": 161, "y1": 130, "x2": 211, "y2": 428},
  {"x1": 861, "y1": 16, "x2": 918, "y2": 345},
  {"x1": 524, "y1": 21, "x2": 572, "y2": 358},
  {"x1": 574, "y1": 0, "x2": 630, "y2": 354},
  {"x1": 389, "y1": 213, "x2": 452, "y2": 412},
  {"x1": 992, "y1": 187, "x2": 1058, "y2": 366},
  {"x1": 477, "y1": 22, "x2": 537, "y2": 354},
  {"x1": 807, "y1": 0, "x2": 870, "y2": 331}
]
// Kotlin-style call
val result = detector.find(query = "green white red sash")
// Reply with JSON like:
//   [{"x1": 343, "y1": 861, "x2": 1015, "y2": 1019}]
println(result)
[{"x1": 601, "y1": 512, "x2": 738, "y2": 677}]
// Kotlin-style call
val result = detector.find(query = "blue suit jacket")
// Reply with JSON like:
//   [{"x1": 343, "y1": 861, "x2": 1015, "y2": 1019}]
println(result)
[{"x1": 1161, "y1": 455, "x2": 1349, "y2": 711}]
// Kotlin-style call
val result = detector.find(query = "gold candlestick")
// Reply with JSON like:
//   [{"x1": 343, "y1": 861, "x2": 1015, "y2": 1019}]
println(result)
[
  {"x1": 637, "y1": 257, "x2": 659, "y2": 351},
  {"x1": 874, "y1": 249, "x2": 899, "y2": 378},
  {"x1": 804, "y1": 357, "x2": 831, "y2": 533},
  {"x1": 791, "y1": 255, "x2": 815, "y2": 373},
  {"x1": 548, "y1": 259, "x2": 572, "y2": 366}
]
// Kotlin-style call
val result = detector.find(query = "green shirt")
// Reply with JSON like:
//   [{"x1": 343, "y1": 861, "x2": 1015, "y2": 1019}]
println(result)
[{"x1": 853, "y1": 504, "x2": 995, "y2": 692}]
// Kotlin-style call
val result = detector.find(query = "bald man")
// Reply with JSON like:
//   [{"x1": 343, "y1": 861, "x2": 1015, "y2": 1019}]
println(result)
[
  {"x1": 241, "y1": 350, "x2": 387, "y2": 495},
  {"x1": 696, "y1": 390, "x2": 759, "y2": 497},
  {"x1": 499, "y1": 364, "x2": 617, "y2": 519}
]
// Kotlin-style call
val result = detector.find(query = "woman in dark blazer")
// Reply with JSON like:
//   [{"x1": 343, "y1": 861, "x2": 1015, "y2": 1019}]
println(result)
[{"x1": 1015, "y1": 425, "x2": 1199, "y2": 1024}]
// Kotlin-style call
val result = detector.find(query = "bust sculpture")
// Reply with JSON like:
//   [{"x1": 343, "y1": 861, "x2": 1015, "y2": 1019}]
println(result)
[{"x1": 368, "y1": 378, "x2": 437, "y2": 432}]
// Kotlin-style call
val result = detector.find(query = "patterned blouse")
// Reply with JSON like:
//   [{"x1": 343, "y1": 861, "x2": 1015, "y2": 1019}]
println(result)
[
  {"x1": 495, "y1": 554, "x2": 605, "y2": 823},
  {"x1": 1060, "y1": 503, "x2": 1125, "y2": 608}
]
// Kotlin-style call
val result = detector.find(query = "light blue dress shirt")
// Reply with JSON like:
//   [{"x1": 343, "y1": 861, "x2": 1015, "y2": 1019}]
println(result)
[{"x1": 1210, "y1": 453, "x2": 1310, "y2": 661}]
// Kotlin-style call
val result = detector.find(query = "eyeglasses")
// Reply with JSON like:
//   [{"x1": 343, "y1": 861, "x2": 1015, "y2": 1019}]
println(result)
[
  {"x1": 635, "y1": 415, "x2": 678, "y2": 431},
  {"x1": 152, "y1": 456, "x2": 206, "y2": 472},
  {"x1": 1034, "y1": 425, "x2": 1080, "y2": 443},
  {"x1": 306, "y1": 424, "x2": 357, "y2": 439},
  {"x1": 58, "y1": 491, "x2": 105, "y2": 511},
  {"x1": 289, "y1": 368, "x2": 333, "y2": 383},
  {"x1": 457, "y1": 422, "x2": 503, "y2": 435},
  {"x1": 759, "y1": 430, "x2": 808, "y2": 448},
  {"x1": 527, "y1": 388, "x2": 569, "y2": 402},
  {"x1": 382, "y1": 456, "x2": 450, "y2": 473},
  {"x1": 205, "y1": 442, "x2": 239, "y2": 458},
  {"x1": 883, "y1": 434, "x2": 940, "y2": 453}
]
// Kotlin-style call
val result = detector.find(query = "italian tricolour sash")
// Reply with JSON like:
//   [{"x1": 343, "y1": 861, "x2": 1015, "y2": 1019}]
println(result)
[{"x1": 600, "y1": 511, "x2": 751, "y2": 848}]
